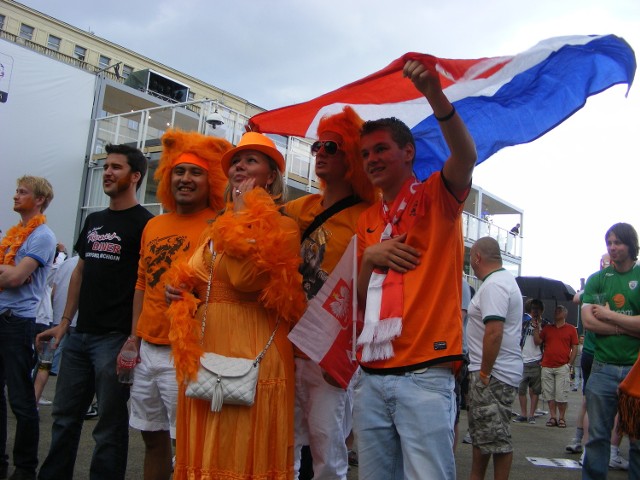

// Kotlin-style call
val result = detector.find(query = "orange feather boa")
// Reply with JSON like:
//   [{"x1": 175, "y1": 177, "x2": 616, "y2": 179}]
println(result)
[
  {"x1": 165, "y1": 262, "x2": 203, "y2": 383},
  {"x1": 0, "y1": 214, "x2": 47, "y2": 266},
  {"x1": 166, "y1": 188, "x2": 306, "y2": 382}
]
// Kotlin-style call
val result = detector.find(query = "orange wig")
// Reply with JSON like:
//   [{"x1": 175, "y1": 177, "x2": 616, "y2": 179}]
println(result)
[
  {"x1": 155, "y1": 130, "x2": 231, "y2": 212},
  {"x1": 317, "y1": 106, "x2": 376, "y2": 204}
]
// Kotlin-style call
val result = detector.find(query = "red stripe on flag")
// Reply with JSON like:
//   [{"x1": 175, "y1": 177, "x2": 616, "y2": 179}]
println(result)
[{"x1": 249, "y1": 52, "x2": 508, "y2": 137}]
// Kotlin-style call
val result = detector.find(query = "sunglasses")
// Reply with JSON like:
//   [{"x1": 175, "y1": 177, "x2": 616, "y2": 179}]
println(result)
[{"x1": 310, "y1": 140, "x2": 340, "y2": 156}]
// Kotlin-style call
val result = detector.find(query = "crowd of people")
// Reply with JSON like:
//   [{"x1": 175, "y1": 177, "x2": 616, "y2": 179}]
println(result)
[{"x1": 0, "y1": 58, "x2": 638, "y2": 480}]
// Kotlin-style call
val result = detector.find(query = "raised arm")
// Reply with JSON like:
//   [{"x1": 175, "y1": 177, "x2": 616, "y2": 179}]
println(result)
[{"x1": 403, "y1": 60, "x2": 477, "y2": 195}]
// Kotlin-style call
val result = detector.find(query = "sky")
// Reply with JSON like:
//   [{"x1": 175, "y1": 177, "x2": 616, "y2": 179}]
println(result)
[{"x1": 20, "y1": 0, "x2": 640, "y2": 289}]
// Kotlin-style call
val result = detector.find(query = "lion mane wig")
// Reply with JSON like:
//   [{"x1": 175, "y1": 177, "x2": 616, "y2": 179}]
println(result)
[
  {"x1": 317, "y1": 106, "x2": 376, "y2": 204},
  {"x1": 155, "y1": 129, "x2": 231, "y2": 212}
]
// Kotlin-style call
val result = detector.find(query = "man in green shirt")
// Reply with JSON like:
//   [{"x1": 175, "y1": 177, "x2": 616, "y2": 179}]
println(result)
[{"x1": 581, "y1": 223, "x2": 640, "y2": 479}]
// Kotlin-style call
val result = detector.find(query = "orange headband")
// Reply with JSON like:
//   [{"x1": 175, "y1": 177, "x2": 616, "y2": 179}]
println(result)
[{"x1": 172, "y1": 152, "x2": 209, "y2": 171}]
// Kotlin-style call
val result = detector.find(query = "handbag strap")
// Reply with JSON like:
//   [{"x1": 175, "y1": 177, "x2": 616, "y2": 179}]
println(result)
[
  {"x1": 199, "y1": 241, "x2": 217, "y2": 342},
  {"x1": 254, "y1": 317, "x2": 280, "y2": 366},
  {"x1": 200, "y1": 240, "x2": 280, "y2": 365},
  {"x1": 300, "y1": 195, "x2": 361, "y2": 242}
]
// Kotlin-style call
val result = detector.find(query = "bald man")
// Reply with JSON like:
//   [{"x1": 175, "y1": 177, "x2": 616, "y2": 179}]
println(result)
[{"x1": 466, "y1": 237, "x2": 523, "y2": 480}]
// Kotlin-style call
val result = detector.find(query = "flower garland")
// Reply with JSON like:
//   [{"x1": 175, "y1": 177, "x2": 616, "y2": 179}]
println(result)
[{"x1": 0, "y1": 214, "x2": 47, "y2": 265}]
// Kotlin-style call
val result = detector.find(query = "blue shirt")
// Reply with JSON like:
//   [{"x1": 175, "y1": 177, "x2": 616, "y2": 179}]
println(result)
[{"x1": 0, "y1": 224, "x2": 56, "y2": 318}]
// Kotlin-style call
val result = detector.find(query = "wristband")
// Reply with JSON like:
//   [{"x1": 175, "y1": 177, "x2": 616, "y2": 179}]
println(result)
[
  {"x1": 435, "y1": 105, "x2": 456, "y2": 122},
  {"x1": 479, "y1": 371, "x2": 490, "y2": 379},
  {"x1": 61, "y1": 316, "x2": 72, "y2": 323}
]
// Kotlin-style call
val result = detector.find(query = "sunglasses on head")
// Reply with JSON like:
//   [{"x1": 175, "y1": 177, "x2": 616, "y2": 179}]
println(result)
[{"x1": 310, "y1": 140, "x2": 340, "y2": 156}]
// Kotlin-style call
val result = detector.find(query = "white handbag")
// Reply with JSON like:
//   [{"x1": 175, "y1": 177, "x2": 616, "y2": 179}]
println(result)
[
  {"x1": 185, "y1": 352, "x2": 259, "y2": 412},
  {"x1": 184, "y1": 245, "x2": 279, "y2": 412}
]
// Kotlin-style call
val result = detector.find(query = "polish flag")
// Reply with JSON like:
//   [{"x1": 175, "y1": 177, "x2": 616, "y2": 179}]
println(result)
[
  {"x1": 249, "y1": 34, "x2": 635, "y2": 180},
  {"x1": 288, "y1": 236, "x2": 358, "y2": 389}
]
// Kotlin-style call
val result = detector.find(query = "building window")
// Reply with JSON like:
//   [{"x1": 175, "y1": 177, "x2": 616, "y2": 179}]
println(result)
[
  {"x1": 0, "y1": 15, "x2": 6, "y2": 31},
  {"x1": 188, "y1": 91, "x2": 195, "y2": 101},
  {"x1": 47, "y1": 35, "x2": 61, "y2": 51},
  {"x1": 74, "y1": 45, "x2": 87, "y2": 61},
  {"x1": 122, "y1": 64, "x2": 133, "y2": 79},
  {"x1": 19, "y1": 24, "x2": 35, "y2": 41},
  {"x1": 98, "y1": 55, "x2": 110, "y2": 69}
]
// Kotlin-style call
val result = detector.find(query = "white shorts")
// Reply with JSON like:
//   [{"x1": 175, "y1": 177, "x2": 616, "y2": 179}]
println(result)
[{"x1": 129, "y1": 340, "x2": 178, "y2": 438}]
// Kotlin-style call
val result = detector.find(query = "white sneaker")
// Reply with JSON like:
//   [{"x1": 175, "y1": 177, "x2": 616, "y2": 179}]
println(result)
[
  {"x1": 38, "y1": 397, "x2": 52, "y2": 406},
  {"x1": 566, "y1": 438, "x2": 583, "y2": 453},
  {"x1": 462, "y1": 433, "x2": 472, "y2": 444},
  {"x1": 579, "y1": 451, "x2": 585, "y2": 466},
  {"x1": 609, "y1": 454, "x2": 629, "y2": 470}
]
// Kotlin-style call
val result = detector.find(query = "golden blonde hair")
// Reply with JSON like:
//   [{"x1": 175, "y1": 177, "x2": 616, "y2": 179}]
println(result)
[{"x1": 17, "y1": 176, "x2": 54, "y2": 212}]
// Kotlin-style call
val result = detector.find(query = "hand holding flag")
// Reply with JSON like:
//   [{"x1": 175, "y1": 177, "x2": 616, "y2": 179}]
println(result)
[
  {"x1": 288, "y1": 236, "x2": 359, "y2": 388},
  {"x1": 250, "y1": 35, "x2": 636, "y2": 181}
]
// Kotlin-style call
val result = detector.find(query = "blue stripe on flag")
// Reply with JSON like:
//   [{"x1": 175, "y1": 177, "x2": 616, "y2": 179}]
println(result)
[{"x1": 411, "y1": 35, "x2": 636, "y2": 181}]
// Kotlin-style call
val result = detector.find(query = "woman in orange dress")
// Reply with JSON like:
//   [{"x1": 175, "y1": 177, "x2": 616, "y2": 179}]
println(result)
[{"x1": 166, "y1": 132, "x2": 306, "y2": 479}]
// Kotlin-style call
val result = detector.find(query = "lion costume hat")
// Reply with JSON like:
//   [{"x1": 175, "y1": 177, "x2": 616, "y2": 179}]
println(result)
[
  {"x1": 317, "y1": 106, "x2": 376, "y2": 204},
  {"x1": 155, "y1": 130, "x2": 231, "y2": 212}
]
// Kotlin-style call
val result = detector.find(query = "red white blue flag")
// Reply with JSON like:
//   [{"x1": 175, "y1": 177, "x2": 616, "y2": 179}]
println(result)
[
  {"x1": 288, "y1": 235, "x2": 358, "y2": 389},
  {"x1": 249, "y1": 34, "x2": 636, "y2": 180}
]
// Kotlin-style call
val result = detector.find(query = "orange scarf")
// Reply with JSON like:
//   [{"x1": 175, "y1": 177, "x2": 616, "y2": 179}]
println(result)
[
  {"x1": 358, "y1": 178, "x2": 420, "y2": 362},
  {"x1": 0, "y1": 214, "x2": 47, "y2": 265}
]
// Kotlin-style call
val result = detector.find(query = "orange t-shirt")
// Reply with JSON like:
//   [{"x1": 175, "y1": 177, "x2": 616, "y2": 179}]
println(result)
[
  {"x1": 135, "y1": 208, "x2": 217, "y2": 344},
  {"x1": 286, "y1": 194, "x2": 369, "y2": 285},
  {"x1": 357, "y1": 172, "x2": 466, "y2": 371},
  {"x1": 285, "y1": 194, "x2": 369, "y2": 358}
]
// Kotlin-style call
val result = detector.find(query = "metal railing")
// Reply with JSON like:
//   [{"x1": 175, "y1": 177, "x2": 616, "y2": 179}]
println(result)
[
  {"x1": 463, "y1": 211, "x2": 522, "y2": 259},
  {"x1": 1, "y1": 30, "x2": 121, "y2": 80}
]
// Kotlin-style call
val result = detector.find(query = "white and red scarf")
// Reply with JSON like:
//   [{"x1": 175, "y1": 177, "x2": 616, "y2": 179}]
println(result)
[{"x1": 358, "y1": 178, "x2": 421, "y2": 362}]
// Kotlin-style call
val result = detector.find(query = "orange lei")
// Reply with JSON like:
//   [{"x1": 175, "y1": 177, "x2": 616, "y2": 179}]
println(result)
[{"x1": 0, "y1": 214, "x2": 47, "y2": 265}]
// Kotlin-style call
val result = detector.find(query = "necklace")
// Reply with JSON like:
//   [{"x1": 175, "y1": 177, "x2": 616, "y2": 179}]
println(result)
[{"x1": 0, "y1": 214, "x2": 47, "y2": 265}]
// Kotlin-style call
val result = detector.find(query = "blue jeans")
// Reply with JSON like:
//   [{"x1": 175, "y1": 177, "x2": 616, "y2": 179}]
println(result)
[
  {"x1": 583, "y1": 360, "x2": 640, "y2": 479},
  {"x1": 38, "y1": 332, "x2": 130, "y2": 480},
  {"x1": 0, "y1": 366, "x2": 8, "y2": 472},
  {"x1": 353, "y1": 367, "x2": 456, "y2": 480},
  {"x1": 0, "y1": 312, "x2": 39, "y2": 473}
]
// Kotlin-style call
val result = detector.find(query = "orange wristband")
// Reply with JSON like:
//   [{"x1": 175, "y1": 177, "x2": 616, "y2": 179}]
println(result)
[{"x1": 479, "y1": 371, "x2": 490, "y2": 379}]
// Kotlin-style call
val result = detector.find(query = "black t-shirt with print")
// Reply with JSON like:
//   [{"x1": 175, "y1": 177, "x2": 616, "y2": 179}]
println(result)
[{"x1": 75, "y1": 205, "x2": 153, "y2": 334}]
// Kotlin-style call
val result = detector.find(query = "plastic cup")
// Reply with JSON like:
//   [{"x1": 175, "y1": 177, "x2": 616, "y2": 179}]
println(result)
[
  {"x1": 117, "y1": 350, "x2": 136, "y2": 385},
  {"x1": 38, "y1": 338, "x2": 55, "y2": 371},
  {"x1": 592, "y1": 293, "x2": 607, "y2": 306}
]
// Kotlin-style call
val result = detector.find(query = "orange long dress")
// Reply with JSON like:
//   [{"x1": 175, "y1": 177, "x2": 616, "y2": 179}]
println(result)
[{"x1": 170, "y1": 192, "x2": 305, "y2": 480}]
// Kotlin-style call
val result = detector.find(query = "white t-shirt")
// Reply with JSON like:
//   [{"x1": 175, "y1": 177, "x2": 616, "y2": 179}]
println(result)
[
  {"x1": 521, "y1": 320, "x2": 543, "y2": 363},
  {"x1": 461, "y1": 279, "x2": 472, "y2": 355},
  {"x1": 51, "y1": 255, "x2": 79, "y2": 327},
  {"x1": 467, "y1": 268, "x2": 523, "y2": 387}
]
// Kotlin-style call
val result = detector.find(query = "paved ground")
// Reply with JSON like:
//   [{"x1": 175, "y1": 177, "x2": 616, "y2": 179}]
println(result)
[{"x1": 7, "y1": 379, "x2": 631, "y2": 479}]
